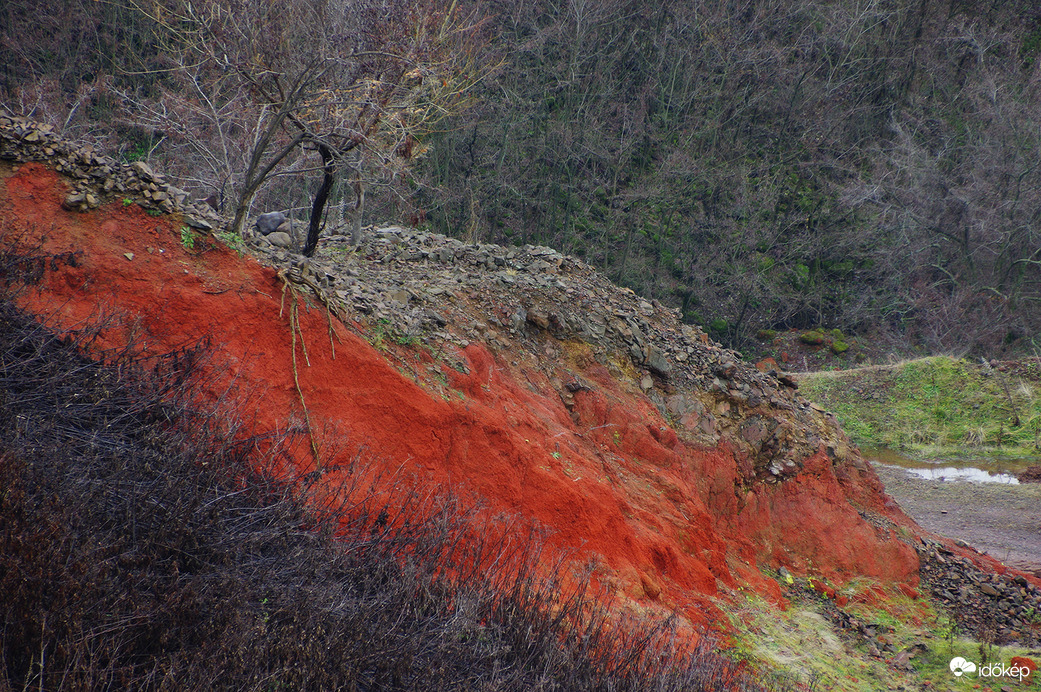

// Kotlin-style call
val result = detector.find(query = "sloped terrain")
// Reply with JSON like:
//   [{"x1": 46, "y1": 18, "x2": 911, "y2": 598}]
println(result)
[
  {"x1": 0, "y1": 261, "x2": 766, "y2": 690},
  {"x1": 4, "y1": 117, "x2": 1041, "y2": 677}
]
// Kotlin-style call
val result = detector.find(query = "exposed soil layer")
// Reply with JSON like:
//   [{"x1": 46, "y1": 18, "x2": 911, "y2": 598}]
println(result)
[
  {"x1": 1020, "y1": 465, "x2": 1041, "y2": 483},
  {"x1": 0, "y1": 146, "x2": 995, "y2": 639}
]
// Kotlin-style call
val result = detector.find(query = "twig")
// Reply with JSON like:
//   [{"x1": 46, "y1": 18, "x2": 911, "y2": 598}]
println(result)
[{"x1": 278, "y1": 269, "x2": 320, "y2": 465}]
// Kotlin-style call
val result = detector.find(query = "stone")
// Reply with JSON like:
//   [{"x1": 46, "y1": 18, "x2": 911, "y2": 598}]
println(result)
[
  {"x1": 130, "y1": 160, "x2": 155, "y2": 180},
  {"x1": 645, "y1": 345, "x2": 672, "y2": 376},
  {"x1": 62, "y1": 191, "x2": 86, "y2": 211},
  {"x1": 184, "y1": 216, "x2": 213, "y2": 231},
  {"x1": 526, "y1": 309, "x2": 550, "y2": 330},
  {"x1": 267, "y1": 231, "x2": 292, "y2": 248},
  {"x1": 255, "y1": 211, "x2": 286, "y2": 236},
  {"x1": 509, "y1": 307, "x2": 527, "y2": 333}
]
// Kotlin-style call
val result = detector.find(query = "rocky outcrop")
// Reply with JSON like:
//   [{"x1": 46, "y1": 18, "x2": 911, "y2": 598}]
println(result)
[
  {"x1": 918, "y1": 538, "x2": 1041, "y2": 645},
  {"x1": 256, "y1": 225, "x2": 856, "y2": 486}
]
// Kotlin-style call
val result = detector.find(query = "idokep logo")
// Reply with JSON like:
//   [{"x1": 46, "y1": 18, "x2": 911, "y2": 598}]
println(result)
[{"x1": 949, "y1": 657, "x2": 1030, "y2": 682}]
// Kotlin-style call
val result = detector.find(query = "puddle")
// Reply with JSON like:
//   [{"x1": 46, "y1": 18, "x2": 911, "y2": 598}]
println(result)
[
  {"x1": 883, "y1": 465, "x2": 1020, "y2": 484},
  {"x1": 863, "y1": 447, "x2": 1038, "y2": 485}
]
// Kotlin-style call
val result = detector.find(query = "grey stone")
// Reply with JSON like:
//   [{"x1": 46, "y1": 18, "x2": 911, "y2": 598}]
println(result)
[
  {"x1": 645, "y1": 345, "x2": 672, "y2": 376},
  {"x1": 62, "y1": 191, "x2": 86, "y2": 210},
  {"x1": 130, "y1": 160, "x2": 155, "y2": 180},
  {"x1": 184, "y1": 216, "x2": 213, "y2": 231},
  {"x1": 527, "y1": 309, "x2": 550, "y2": 330},
  {"x1": 510, "y1": 308, "x2": 527, "y2": 332},
  {"x1": 256, "y1": 211, "x2": 286, "y2": 236}
]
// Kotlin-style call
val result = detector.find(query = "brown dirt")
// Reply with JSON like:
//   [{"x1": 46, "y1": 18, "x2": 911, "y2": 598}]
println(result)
[{"x1": 873, "y1": 463, "x2": 1041, "y2": 576}]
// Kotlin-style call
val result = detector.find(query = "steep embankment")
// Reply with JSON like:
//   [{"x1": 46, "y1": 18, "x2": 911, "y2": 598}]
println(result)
[{"x1": 2, "y1": 116, "x2": 1021, "y2": 637}]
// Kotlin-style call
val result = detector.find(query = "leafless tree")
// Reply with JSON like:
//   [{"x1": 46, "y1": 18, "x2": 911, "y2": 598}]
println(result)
[{"x1": 125, "y1": 0, "x2": 491, "y2": 254}]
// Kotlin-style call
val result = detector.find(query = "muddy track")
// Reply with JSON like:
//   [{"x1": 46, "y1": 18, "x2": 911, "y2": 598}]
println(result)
[{"x1": 874, "y1": 463, "x2": 1041, "y2": 575}]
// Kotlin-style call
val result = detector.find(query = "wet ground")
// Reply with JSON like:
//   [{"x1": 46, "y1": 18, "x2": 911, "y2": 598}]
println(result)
[{"x1": 868, "y1": 449, "x2": 1041, "y2": 575}]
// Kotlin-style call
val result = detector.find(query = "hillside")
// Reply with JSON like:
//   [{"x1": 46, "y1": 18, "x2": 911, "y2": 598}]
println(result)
[
  {"x1": 417, "y1": 0, "x2": 1041, "y2": 358},
  {"x1": 3, "y1": 118, "x2": 1041, "y2": 688},
  {"x1": 5, "y1": 0, "x2": 1041, "y2": 358},
  {"x1": 800, "y1": 356, "x2": 1041, "y2": 458}
]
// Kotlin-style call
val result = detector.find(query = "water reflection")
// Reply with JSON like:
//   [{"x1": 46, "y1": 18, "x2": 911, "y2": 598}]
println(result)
[{"x1": 863, "y1": 447, "x2": 1037, "y2": 485}]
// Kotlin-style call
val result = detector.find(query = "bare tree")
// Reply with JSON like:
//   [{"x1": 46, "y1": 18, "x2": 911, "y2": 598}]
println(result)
[{"x1": 126, "y1": 0, "x2": 490, "y2": 254}]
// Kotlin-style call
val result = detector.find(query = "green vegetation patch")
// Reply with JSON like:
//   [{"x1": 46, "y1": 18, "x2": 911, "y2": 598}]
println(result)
[
  {"x1": 800, "y1": 356, "x2": 1041, "y2": 457},
  {"x1": 730, "y1": 576, "x2": 1041, "y2": 691}
]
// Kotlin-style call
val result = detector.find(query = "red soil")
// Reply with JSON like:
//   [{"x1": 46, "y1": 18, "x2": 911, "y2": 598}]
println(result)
[{"x1": 1, "y1": 162, "x2": 921, "y2": 629}]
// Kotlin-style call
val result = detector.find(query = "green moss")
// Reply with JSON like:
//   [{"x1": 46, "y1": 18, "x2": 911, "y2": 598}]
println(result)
[
  {"x1": 709, "y1": 318, "x2": 729, "y2": 334},
  {"x1": 756, "y1": 329, "x2": 777, "y2": 341},
  {"x1": 724, "y1": 577, "x2": 1041, "y2": 691},
  {"x1": 830, "y1": 340, "x2": 849, "y2": 354},
  {"x1": 799, "y1": 330, "x2": 825, "y2": 345}
]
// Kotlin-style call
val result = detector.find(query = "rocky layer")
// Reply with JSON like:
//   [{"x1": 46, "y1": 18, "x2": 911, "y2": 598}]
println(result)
[
  {"x1": 0, "y1": 115, "x2": 219, "y2": 230},
  {"x1": 918, "y1": 538, "x2": 1041, "y2": 646},
  {"x1": 261, "y1": 226, "x2": 854, "y2": 484}
]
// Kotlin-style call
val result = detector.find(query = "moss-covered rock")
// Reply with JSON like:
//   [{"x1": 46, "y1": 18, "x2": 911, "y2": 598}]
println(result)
[{"x1": 799, "y1": 330, "x2": 825, "y2": 345}]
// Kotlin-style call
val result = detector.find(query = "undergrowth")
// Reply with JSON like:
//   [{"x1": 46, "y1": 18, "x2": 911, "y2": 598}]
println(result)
[
  {"x1": 0, "y1": 239, "x2": 789, "y2": 690},
  {"x1": 800, "y1": 356, "x2": 1041, "y2": 457}
]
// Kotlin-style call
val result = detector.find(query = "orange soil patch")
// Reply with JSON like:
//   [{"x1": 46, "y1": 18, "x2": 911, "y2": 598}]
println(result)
[{"x1": 0, "y1": 162, "x2": 920, "y2": 630}]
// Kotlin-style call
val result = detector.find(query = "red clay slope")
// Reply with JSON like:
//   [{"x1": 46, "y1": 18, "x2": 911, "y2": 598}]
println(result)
[{"x1": 1, "y1": 160, "x2": 921, "y2": 629}]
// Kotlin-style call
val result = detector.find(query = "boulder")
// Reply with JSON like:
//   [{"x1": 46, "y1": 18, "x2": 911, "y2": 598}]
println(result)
[
  {"x1": 255, "y1": 211, "x2": 286, "y2": 236},
  {"x1": 267, "y1": 231, "x2": 293, "y2": 248},
  {"x1": 645, "y1": 344, "x2": 672, "y2": 376}
]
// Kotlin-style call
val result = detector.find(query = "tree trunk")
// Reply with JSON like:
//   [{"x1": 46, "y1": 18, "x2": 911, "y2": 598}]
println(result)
[{"x1": 303, "y1": 144, "x2": 336, "y2": 257}]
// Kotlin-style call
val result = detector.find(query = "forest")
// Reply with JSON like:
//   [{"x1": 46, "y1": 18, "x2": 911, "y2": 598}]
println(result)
[{"x1": 3, "y1": 0, "x2": 1041, "y2": 356}]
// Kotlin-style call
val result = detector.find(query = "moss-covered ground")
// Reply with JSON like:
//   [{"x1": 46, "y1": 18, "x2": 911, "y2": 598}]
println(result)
[
  {"x1": 799, "y1": 356, "x2": 1041, "y2": 458},
  {"x1": 730, "y1": 577, "x2": 1041, "y2": 691}
]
